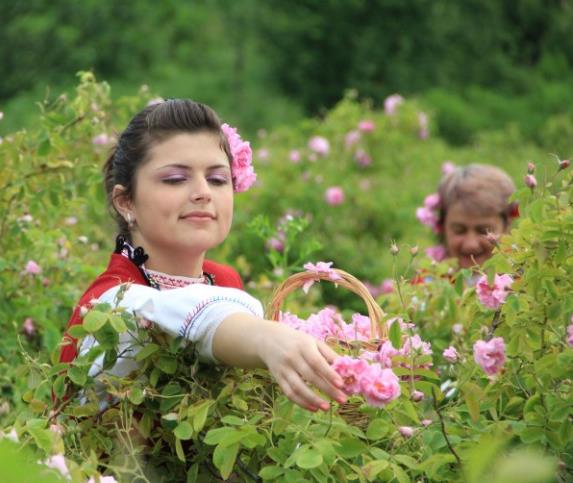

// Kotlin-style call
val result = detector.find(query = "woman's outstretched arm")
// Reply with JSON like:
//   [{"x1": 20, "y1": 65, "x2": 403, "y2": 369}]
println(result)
[{"x1": 213, "y1": 314, "x2": 347, "y2": 412}]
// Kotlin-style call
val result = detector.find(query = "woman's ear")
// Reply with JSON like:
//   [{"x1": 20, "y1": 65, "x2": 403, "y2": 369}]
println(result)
[{"x1": 111, "y1": 184, "x2": 132, "y2": 220}]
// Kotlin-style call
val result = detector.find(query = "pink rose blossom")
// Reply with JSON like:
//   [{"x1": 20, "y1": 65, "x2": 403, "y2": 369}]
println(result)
[
  {"x1": 22, "y1": 318, "x2": 36, "y2": 337},
  {"x1": 411, "y1": 390, "x2": 424, "y2": 402},
  {"x1": 423, "y1": 193, "x2": 440, "y2": 210},
  {"x1": 358, "y1": 120, "x2": 375, "y2": 132},
  {"x1": 345, "y1": 130, "x2": 361, "y2": 149},
  {"x1": 418, "y1": 112, "x2": 429, "y2": 139},
  {"x1": 221, "y1": 123, "x2": 256, "y2": 192},
  {"x1": 475, "y1": 274, "x2": 513, "y2": 310},
  {"x1": 567, "y1": 321, "x2": 573, "y2": 347},
  {"x1": 92, "y1": 133, "x2": 111, "y2": 145},
  {"x1": 416, "y1": 206, "x2": 439, "y2": 230},
  {"x1": 384, "y1": 94, "x2": 404, "y2": 115},
  {"x1": 452, "y1": 323, "x2": 464, "y2": 335},
  {"x1": 376, "y1": 340, "x2": 400, "y2": 368},
  {"x1": 559, "y1": 159, "x2": 570, "y2": 170},
  {"x1": 381, "y1": 279, "x2": 394, "y2": 294},
  {"x1": 354, "y1": 149, "x2": 372, "y2": 167},
  {"x1": 302, "y1": 261, "x2": 342, "y2": 293},
  {"x1": 360, "y1": 365, "x2": 401, "y2": 407},
  {"x1": 527, "y1": 162, "x2": 536, "y2": 173},
  {"x1": 44, "y1": 454, "x2": 70, "y2": 479},
  {"x1": 524, "y1": 174, "x2": 537, "y2": 189},
  {"x1": 332, "y1": 356, "x2": 370, "y2": 395},
  {"x1": 401, "y1": 335, "x2": 433, "y2": 358},
  {"x1": 426, "y1": 245, "x2": 447, "y2": 262},
  {"x1": 308, "y1": 136, "x2": 330, "y2": 156},
  {"x1": 25, "y1": 260, "x2": 42, "y2": 275},
  {"x1": 443, "y1": 346, "x2": 459, "y2": 363},
  {"x1": 325, "y1": 186, "x2": 345, "y2": 205},
  {"x1": 398, "y1": 426, "x2": 415, "y2": 438},
  {"x1": 473, "y1": 337, "x2": 506, "y2": 375},
  {"x1": 289, "y1": 150, "x2": 301, "y2": 163},
  {"x1": 267, "y1": 236, "x2": 285, "y2": 252},
  {"x1": 421, "y1": 419, "x2": 432, "y2": 427},
  {"x1": 442, "y1": 161, "x2": 456, "y2": 175}
]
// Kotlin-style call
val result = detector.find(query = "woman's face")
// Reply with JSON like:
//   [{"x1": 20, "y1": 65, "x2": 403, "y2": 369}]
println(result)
[
  {"x1": 124, "y1": 131, "x2": 233, "y2": 260},
  {"x1": 444, "y1": 201, "x2": 506, "y2": 268}
]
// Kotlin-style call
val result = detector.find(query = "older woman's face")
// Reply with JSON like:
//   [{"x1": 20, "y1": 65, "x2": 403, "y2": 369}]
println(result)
[{"x1": 444, "y1": 202, "x2": 506, "y2": 268}]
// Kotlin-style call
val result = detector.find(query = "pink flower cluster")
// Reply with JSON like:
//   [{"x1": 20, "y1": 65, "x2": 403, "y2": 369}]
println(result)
[
  {"x1": 384, "y1": 94, "x2": 404, "y2": 116},
  {"x1": 325, "y1": 186, "x2": 345, "y2": 205},
  {"x1": 362, "y1": 333, "x2": 433, "y2": 371},
  {"x1": 473, "y1": 337, "x2": 506, "y2": 375},
  {"x1": 425, "y1": 244, "x2": 447, "y2": 262},
  {"x1": 280, "y1": 308, "x2": 373, "y2": 342},
  {"x1": 475, "y1": 274, "x2": 513, "y2": 310},
  {"x1": 332, "y1": 356, "x2": 401, "y2": 407},
  {"x1": 308, "y1": 136, "x2": 330, "y2": 156},
  {"x1": 221, "y1": 123, "x2": 256, "y2": 192},
  {"x1": 442, "y1": 346, "x2": 459, "y2": 363},
  {"x1": 416, "y1": 192, "x2": 441, "y2": 233},
  {"x1": 302, "y1": 261, "x2": 343, "y2": 293}
]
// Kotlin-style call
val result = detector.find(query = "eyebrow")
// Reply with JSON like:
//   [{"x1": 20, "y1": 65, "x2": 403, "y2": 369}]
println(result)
[{"x1": 155, "y1": 162, "x2": 230, "y2": 171}]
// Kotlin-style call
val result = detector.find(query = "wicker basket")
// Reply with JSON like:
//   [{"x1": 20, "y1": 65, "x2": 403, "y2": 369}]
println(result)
[{"x1": 267, "y1": 268, "x2": 389, "y2": 427}]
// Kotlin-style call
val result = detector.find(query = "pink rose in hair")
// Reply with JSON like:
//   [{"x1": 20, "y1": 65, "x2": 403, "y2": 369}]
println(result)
[
  {"x1": 360, "y1": 364, "x2": 401, "y2": 407},
  {"x1": 425, "y1": 245, "x2": 447, "y2": 262},
  {"x1": 358, "y1": 120, "x2": 375, "y2": 132},
  {"x1": 332, "y1": 356, "x2": 370, "y2": 395},
  {"x1": 384, "y1": 94, "x2": 404, "y2": 115},
  {"x1": 473, "y1": 337, "x2": 506, "y2": 375},
  {"x1": 475, "y1": 274, "x2": 513, "y2": 310},
  {"x1": 325, "y1": 186, "x2": 345, "y2": 205},
  {"x1": 308, "y1": 136, "x2": 330, "y2": 156},
  {"x1": 416, "y1": 206, "x2": 438, "y2": 230},
  {"x1": 443, "y1": 346, "x2": 459, "y2": 363},
  {"x1": 423, "y1": 193, "x2": 440, "y2": 210},
  {"x1": 221, "y1": 123, "x2": 256, "y2": 192}
]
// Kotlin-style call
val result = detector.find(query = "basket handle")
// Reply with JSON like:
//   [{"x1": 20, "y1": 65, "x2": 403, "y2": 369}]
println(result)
[{"x1": 266, "y1": 268, "x2": 388, "y2": 340}]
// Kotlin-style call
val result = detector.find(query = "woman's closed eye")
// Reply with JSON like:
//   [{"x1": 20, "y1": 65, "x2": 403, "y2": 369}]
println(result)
[
  {"x1": 207, "y1": 174, "x2": 230, "y2": 186},
  {"x1": 162, "y1": 175, "x2": 187, "y2": 184}
]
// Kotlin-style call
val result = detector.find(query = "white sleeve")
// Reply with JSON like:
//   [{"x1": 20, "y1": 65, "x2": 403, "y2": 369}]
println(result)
[{"x1": 80, "y1": 283, "x2": 264, "y2": 372}]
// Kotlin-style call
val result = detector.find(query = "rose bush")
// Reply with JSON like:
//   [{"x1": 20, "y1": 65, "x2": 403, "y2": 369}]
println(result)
[{"x1": 0, "y1": 75, "x2": 571, "y2": 481}]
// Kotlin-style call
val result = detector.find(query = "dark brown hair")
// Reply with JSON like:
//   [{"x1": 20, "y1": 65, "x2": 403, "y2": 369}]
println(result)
[{"x1": 103, "y1": 99, "x2": 232, "y2": 239}]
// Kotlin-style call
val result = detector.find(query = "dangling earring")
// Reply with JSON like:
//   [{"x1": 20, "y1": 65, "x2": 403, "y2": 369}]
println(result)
[{"x1": 126, "y1": 213, "x2": 134, "y2": 229}]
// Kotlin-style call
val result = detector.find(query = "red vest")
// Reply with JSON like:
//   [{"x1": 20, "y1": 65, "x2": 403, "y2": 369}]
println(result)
[{"x1": 59, "y1": 253, "x2": 243, "y2": 363}]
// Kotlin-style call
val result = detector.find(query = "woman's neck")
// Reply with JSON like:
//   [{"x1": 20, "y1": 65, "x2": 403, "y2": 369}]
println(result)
[{"x1": 130, "y1": 236, "x2": 206, "y2": 277}]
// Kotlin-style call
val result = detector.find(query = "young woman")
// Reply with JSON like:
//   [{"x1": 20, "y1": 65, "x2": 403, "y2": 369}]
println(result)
[
  {"x1": 60, "y1": 99, "x2": 346, "y2": 412},
  {"x1": 428, "y1": 164, "x2": 517, "y2": 268}
]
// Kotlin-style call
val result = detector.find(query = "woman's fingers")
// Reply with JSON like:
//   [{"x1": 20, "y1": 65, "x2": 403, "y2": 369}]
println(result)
[
  {"x1": 297, "y1": 357, "x2": 347, "y2": 404},
  {"x1": 282, "y1": 369, "x2": 330, "y2": 411}
]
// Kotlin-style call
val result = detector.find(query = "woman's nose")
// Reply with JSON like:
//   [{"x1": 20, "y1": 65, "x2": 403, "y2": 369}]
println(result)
[
  {"x1": 461, "y1": 234, "x2": 481, "y2": 252},
  {"x1": 190, "y1": 177, "x2": 212, "y2": 203}
]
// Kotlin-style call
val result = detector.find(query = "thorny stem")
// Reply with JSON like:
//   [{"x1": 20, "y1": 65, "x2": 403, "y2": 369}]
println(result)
[
  {"x1": 432, "y1": 387, "x2": 462, "y2": 468},
  {"x1": 486, "y1": 310, "x2": 502, "y2": 340}
]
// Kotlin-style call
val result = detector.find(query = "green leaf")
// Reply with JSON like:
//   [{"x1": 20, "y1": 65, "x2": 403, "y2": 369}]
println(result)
[
  {"x1": 394, "y1": 454, "x2": 418, "y2": 469},
  {"x1": 83, "y1": 310, "x2": 109, "y2": 332},
  {"x1": 109, "y1": 313, "x2": 127, "y2": 333},
  {"x1": 213, "y1": 442, "x2": 239, "y2": 480},
  {"x1": 389, "y1": 319, "x2": 402, "y2": 349},
  {"x1": 391, "y1": 463, "x2": 411, "y2": 483},
  {"x1": 519, "y1": 426, "x2": 544, "y2": 444},
  {"x1": 175, "y1": 437, "x2": 186, "y2": 462},
  {"x1": 174, "y1": 421, "x2": 194, "y2": 440},
  {"x1": 157, "y1": 356, "x2": 178, "y2": 374},
  {"x1": 204, "y1": 427, "x2": 237, "y2": 445},
  {"x1": 67, "y1": 366, "x2": 87, "y2": 386},
  {"x1": 363, "y1": 460, "x2": 389, "y2": 481},
  {"x1": 52, "y1": 375, "x2": 66, "y2": 399},
  {"x1": 188, "y1": 399, "x2": 214, "y2": 433},
  {"x1": 67, "y1": 325, "x2": 87, "y2": 339},
  {"x1": 461, "y1": 382, "x2": 483, "y2": 423},
  {"x1": 135, "y1": 343, "x2": 160, "y2": 362},
  {"x1": 259, "y1": 465, "x2": 284, "y2": 480},
  {"x1": 337, "y1": 438, "x2": 367, "y2": 458},
  {"x1": 221, "y1": 415, "x2": 245, "y2": 426},
  {"x1": 128, "y1": 387, "x2": 144, "y2": 405},
  {"x1": 366, "y1": 418, "x2": 389, "y2": 440},
  {"x1": 295, "y1": 446, "x2": 323, "y2": 469}
]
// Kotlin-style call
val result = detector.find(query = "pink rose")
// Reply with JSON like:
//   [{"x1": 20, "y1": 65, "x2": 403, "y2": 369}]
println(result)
[
  {"x1": 360, "y1": 365, "x2": 401, "y2": 407},
  {"x1": 416, "y1": 206, "x2": 438, "y2": 230},
  {"x1": 267, "y1": 236, "x2": 285, "y2": 252},
  {"x1": 332, "y1": 356, "x2": 371, "y2": 395},
  {"x1": 473, "y1": 337, "x2": 506, "y2": 375},
  {"x1": 345, "y1": 130, "x2": 361, "y2": 149},
  {"x1": 443, "y1": 346, "x2": 459, "y2": 363},
  {"x1": 376, "y1": 340, "x2": 399, "y2": 368},
  {"x1": 308, "y1": 136, "x2": 330, "y2": 156},
  {"x1": 567, "y1": 320, "x2": 573, "y2": 348},
  {"x1": 442, "y1": 161, "x2": 456, "y2": 175},
  {"x1": 92, "y1": 133, "x2": 111, "y2": 145},
  {"x1": 398, "y1": 426, "x2": 415, "y2": 438},
  {"x1": 475, "y1": 274, "x2": 513, "y2": 310},
  {"x1": 452, "y1": 323, "x2": 464, "y2": 335},
  {"x1": 384, "y1": 94, "x2": 404, "y2": 115},
  {"x1": 302, "y1": 261, "x2": 342, "y2": 293},
  {"x1": 423, "y1": 193, "x2": 440, "y2": 210},
  {"x1": 25, "y1": 260, "x2": 42, "y2": 275},
  {"x1": 381, "y1": 279, "x2": 394, "y2": 294},
  {"x1": 354, "y1": 149, "x2": 372, "y2": 167},
  {"x1": 425, "y1": 245, "x2": 447, "y2": 262},
  {"x1": 325, "y1": 186, "x2": 345, "y2": 205},
  {"x1": 22, "y1": 318, "x2": 35, "y2": 337},
  {"x1": 524, "y1": 174, "x2": 537, "y2": 189},
  {"x1": 358, "y1": 120, "x2": 375, "y2": 132},
  {"x1": 421, "y1": 419, "x2": 432, "y2": 427},
  {"x1": 411, "y1": 390, "x2": 424, "y2": 402},
  {"x1": 289, "y1": 150, "x2": 301, "y2": 163}
]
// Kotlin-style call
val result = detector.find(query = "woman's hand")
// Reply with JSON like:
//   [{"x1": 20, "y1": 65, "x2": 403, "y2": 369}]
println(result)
[{"x1": 255, "y1": 322, "x2": 348, "y2": 412}]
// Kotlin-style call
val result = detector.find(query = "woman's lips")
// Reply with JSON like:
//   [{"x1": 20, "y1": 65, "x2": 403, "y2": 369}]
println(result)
[{"x1": 181, "y1": 211, "x2": 215, "y2": 221}]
